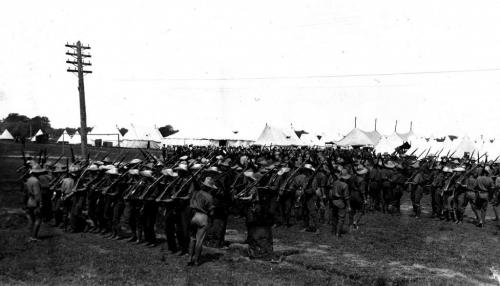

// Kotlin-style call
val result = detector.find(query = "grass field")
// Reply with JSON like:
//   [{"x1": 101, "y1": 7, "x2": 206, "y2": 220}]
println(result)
[{"x1": 1, "y1": 142, "x2": 500, "y2": 285}]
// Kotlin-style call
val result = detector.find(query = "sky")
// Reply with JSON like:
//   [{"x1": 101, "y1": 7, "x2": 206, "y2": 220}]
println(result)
[{"x1": 1, "y1": 0, "x2": 500, "y2": 140}]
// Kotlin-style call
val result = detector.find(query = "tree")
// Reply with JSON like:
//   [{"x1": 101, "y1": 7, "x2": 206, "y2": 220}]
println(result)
[
  {"x1": 158, "y1": 125, "x2": 178, "y2": 137},
  {"x1": 119, "y1": 128, "x2": 128, "y2": 136}
]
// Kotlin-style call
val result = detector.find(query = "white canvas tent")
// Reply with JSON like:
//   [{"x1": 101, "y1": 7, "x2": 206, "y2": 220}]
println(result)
[
  {"x1": 69, "y1": 131, "x2": 81, "y2": 145},
  {"x1": 30, "y1": 129, "x2": 43, "y2": 142},
  {"x1": 363, "y1": 130, "x2": 382, "y2": 145},
  {"x1": 162, "y1": 125, "x2": 254, "y2": 147},
  {"x1": 336, "y1": 128, "x2": 374, "y2": 147},
  {"x1": 57, "y1": 130, "x2": 70, "y2": 143},
  {"x1": 254, "y1": 124, "x2": 304, "y2": 146},
  {"x1": 88, "y1": 125, "x2": 121, "y2": 147},
  {"x1": 121, "y1": 124, "x2": 163, "y2": 149},
  {"x1": 0, "y1": 129, "x2": 14, "y2": 140},
  {"x1": 300, "y1": 133, "x2": 324, "y2": 147},
  {"x1": 451, "y1": 136, "x2": 478, "y2": 158},
  {"x1": 374, "y1": 136, "x2": 396, "y2": 154}
]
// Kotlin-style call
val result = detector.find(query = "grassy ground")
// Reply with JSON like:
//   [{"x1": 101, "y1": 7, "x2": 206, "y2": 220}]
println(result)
[{"x1": 1, "y1": 144, "x2": 500, "y2": 285}]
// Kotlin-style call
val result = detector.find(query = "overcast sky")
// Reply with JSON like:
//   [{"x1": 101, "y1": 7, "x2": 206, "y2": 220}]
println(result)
[{"x1": 1, "y1": 0, "x2": 500, "y2": 140}]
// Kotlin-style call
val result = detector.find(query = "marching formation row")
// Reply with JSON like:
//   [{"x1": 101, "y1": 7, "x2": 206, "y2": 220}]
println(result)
[{"x1": 22, "y1": 146, "x2": 500, "y2": 265}]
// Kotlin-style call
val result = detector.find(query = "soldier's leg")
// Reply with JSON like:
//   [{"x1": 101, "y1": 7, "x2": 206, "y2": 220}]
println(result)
[
  {"x1": 330, "y1": 202, "x2": 338, "y2": 234},
  {"x1": 307, "y1": 197, "x2": 317, "y2": 231},
  {"x1": 336, "y1": 206, "x2": 346, "y2": 237},
  {"x1": 164, "y1": 208, "x2": 178, "y2": 253},
  {"x1": 194, "y1": 215, "x2": 209, "y2": 265},
  {"x1": 456, "y1": 193, "x2": 467, "y2": 223}
]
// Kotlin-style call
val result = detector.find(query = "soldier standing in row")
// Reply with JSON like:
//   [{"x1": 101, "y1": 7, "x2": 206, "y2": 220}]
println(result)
[{"x1": 328, "y1": 169, "x2": 351, "y2": 238}]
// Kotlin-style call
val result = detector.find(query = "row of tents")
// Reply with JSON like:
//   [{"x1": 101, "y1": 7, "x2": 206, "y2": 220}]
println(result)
[{"x1": 2, "y1": 124, "x2": 499, "y2": 159}]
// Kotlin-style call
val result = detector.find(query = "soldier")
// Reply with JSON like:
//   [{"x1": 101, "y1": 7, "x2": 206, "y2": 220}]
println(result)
[
  {"x1": 288, "y1": 164, "x2": 316, "y2": 232},
  {"x1": 349, "y1": 164, "x2": 367, "y2": 229},
  {"x1": 327, "y1": 168, "x2": 351, "y2": 238},
  {"x1": 38, "y1": 165, "x2": 53, "y2": 222},
  {"x1": 60, "y1": 169, "x2": 76, "y2": 230},
  {"x1": 431, "y1": 166, "x2": 446, "y2": 218},
  {"x1": 187, "y1": 177, "x2": 215, "y2": 266},
  {"x1": 275, "y1": 165, "x2": 293, "y2": 227},
  {"x1": 408, "y1": 162, "x2": 425, "y2": 218},
  {"x1": 204, "y1": 165, "x2": 230, "y2": 248},
  {"x1": 454, "y1": 166, "x2": 477, "y2": 224},
  {"x1": 368, "y1": 159, "x2": 382, "y2": 212},
  {"x1": 172, "y1": 162, "x2": 195, "y2": 256},
  {"x1": 475, "y1": 167, "x2": 493, "y2": 227},
  {"x1": 380, "y1": 160, "x2": 396, "y2": 213},
  {"x1": 25, "y1": 165, "x2": 46, "y2": 241},
  {"x1": 156, "y1": 168, "x2": 180, "y2": 253}
]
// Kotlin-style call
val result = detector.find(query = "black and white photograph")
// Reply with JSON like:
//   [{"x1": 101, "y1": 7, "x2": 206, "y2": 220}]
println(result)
[{"x1": 2, "y1": 1, "x2": 500, "y2": 285}]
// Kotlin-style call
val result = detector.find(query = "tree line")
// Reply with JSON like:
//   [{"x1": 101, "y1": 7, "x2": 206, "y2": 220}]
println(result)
[{"x1": 0, "y1": 113, "x2": 178, "y2": 141}]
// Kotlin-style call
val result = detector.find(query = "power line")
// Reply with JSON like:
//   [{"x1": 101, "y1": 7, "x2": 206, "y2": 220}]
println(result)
[{"x1": 115, "y1": 67, "x2": 500, "y2": 82}]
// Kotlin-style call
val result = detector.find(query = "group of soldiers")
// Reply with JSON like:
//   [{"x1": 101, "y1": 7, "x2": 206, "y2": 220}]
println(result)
[{"x1": 22, "y1": 146, "x2": 500, "y2": 264}]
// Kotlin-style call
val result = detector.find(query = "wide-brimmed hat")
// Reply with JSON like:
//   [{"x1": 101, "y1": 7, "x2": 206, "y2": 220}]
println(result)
[
  {"x1": 385, "y1": 161, "x2": 396, "y2": 169},
  {"x1": 205, "y1": 166, "x2": 221, "y2": 173},
  {"x1": 453, "y1": 166, "x2": 466, "y2": 172},
  {"x1": 99, "y1": 164, "x2": 114, "y2": 171},
  {"x1": 30, "y1": 165, "x2": 46, "y2": 174},
  {"x1": 68, "y1": 164, "x2": 80, "y2": 173},
  {"x1": 243, "y1": 170, "x2": 258, "y2": 181},
  {"x1": 128, "y1": 169, "x2": 140, "y2": 175},
  {"x1": 277, "y1": 167, "x2": 291, "y2": 176},
  {"x1": 409, "y1": 161, "x2": 420, "y2": 169},
  {"x1": 140, "y1": 170, "x2": 153, "y2": 178},
  {"x1": 179, "y1": 155, "x2": 188, "y2": 161},
  {"x1": 144, "y1": 162, "x2": 154, "y2": 170},
  {"x1": 231, "y1": 165, "x2": 243, "y2": 171},
  {"x1": 102, "y1": 157, "x2": 113, "y2": 164},
  {"x1": 202, "y1": 177, "x2": 218, "y2": 190},
  {"x1": 129, "y1": 158, "x2": 142, "y2": 164},
  {"x1": 87, "y1": 164, "x2": 99, "y2": 171},
  {"x1": 303, "y1": 164, "x2": 315, "y2": 172},
  {"x1": 340, "y1": 169, "x2": 351, "y2": 180},
  {"x1": 220, "y1": 158, "x2": 232, "y2": 167},
  {"x1": 105, "y1": 168, "x2": 120, "y2": 176},
  {"x1": 442, "y1": 166, "x2": 453, "y2": 173},
  {"x1": 161, "y1": 168, "x2": 178, "y2": 177},
  {"x1": 355, "y1": 165, "x2": 368, "y2": 175},
  {"x1": 216, "y1": 155, "x2": 224, "y2": 160},
  {"x1": 53, "y1": 165, "x2": 67, "y2": 173},
  {"x1": 190, "y1": 163, "x2": 203, "y2": 170},
  {"x1": 174, "y1": 163, "x2": 188, "y2": 172}
]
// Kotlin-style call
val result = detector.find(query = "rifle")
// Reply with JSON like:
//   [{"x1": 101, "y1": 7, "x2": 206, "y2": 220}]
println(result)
[
  {"x1": 171, "y1": 157, "x2": 216, "y2": 199},
  {"x1": 235, "y1": 165, "x2": 279, "y2": 199},
  {"x1": 156, "y1": 177, "x2": 181, "y2": 202},
  {"x1": 70, "y1": 146, "x2": 76, "y2": 163},
  {"x1": 276, "y1": 160, "x2": 305, "y2": 201},
  {"x1": 296, "y1": 163, "x2": 323, "y2": 204}
]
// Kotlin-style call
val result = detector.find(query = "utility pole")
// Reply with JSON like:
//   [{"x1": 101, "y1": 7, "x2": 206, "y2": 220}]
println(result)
[{"x1": 66, "y1": 41, "x2": 92, "y2": 157}]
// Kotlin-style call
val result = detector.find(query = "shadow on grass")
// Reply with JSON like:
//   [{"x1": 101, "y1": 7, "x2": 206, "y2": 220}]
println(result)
[{"x1": 198, "y1": 253, "x2": 224, "y2": 266}]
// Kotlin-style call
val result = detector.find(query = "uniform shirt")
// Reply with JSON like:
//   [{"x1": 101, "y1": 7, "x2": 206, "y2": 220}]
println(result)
[
  {"x1": 328, "y1": 179, "x2": 350, "y2": 201},
  {"x1": 25, "y1": 176, "x2": 42, "y2": 207},
  {"x1": 189, "y1": 190, "x2": 214, "y2": 215},
  {"x1": 38, "y1": 173, "x2": 52, "y2": 189},
  {"x1": 60, "y1": 177, "x2": 75, "y2": 195},
  {"x1": 350, "y1": 175, "x2": 366, "y2": 195},
  {"x1": 412, "y1": 172, "x2": 424, "y2": 186},
  {"x1": 289, "y1": 174, "x2": 307, "y2": 195},
  {"x1": 369, "y1": 168, "x2": 382, "y2": 182},
  {"x1": 476, "y1": 176, "x2": 493, "y2": 192},
  {"x1": 465, "y1": 177, "x2": 477, "y2": 191},
  {"x1": 431, "y1": 172, "x2": 445, "y2": 188}
]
